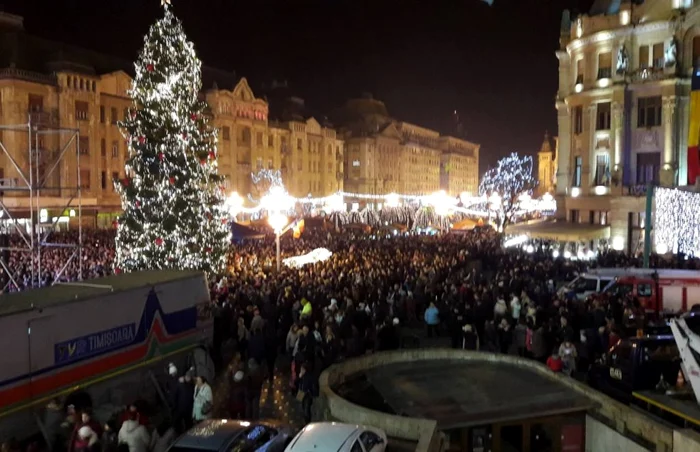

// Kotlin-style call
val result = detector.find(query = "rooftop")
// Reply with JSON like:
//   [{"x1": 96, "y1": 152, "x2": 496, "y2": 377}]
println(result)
[
  {"x1": 365, "y1": 359, "x2": 594, "y2": 429},
  {"x1": 0, "y1": 269, "x2": 203, "y2": 318}
]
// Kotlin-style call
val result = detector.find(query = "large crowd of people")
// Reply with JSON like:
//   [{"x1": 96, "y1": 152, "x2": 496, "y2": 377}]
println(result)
[{"x1": 3, "y1": 224, "x2": 700, "y2": 452}]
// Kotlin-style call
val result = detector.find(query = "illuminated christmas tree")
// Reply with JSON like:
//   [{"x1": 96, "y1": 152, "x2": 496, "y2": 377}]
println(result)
[{"x1": 114, "y1": 2, "x2": 230, "y2": 273}]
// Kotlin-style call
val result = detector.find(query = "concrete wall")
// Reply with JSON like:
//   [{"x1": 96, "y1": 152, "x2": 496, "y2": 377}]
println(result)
[
  {"x1": 586, "y1": 415, "x2": 650, "y2": 452},
  {"x1": 318, "y1": 349, "x2": 677, "y2": 452}
]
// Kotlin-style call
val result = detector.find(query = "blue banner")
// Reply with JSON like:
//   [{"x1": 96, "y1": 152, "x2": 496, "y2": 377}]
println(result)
[{"x1": 54, "y1": 323, "x2": 137, "y2": 365}]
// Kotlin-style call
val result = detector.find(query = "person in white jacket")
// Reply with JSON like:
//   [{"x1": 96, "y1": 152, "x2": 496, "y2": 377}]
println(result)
[
  {"x1": 117, "y1": 414, "x2": 150, "y2": 452},
  {"x1": 192, "y1": 375, "x2": 213, "y2": 422}
]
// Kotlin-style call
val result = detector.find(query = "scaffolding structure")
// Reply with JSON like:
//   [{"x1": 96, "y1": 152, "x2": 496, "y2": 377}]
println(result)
[{"x1": 0, "y1": 113, "x2": 83, "y2": 291}]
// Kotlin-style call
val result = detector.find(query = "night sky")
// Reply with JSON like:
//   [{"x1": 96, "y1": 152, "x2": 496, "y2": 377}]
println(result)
[{"x1": 3, "y1": 0, "x2": 596, "y2": 172}]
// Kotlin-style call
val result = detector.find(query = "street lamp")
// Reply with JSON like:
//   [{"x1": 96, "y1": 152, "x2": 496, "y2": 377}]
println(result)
[{"x1": 268, "y1": 212, "x2": 288, "y2": 272}]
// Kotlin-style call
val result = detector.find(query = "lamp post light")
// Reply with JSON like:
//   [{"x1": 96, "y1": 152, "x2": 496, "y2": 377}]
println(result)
[{"x1": 268, "y1": 212, "x2": 288, "y2": 272}]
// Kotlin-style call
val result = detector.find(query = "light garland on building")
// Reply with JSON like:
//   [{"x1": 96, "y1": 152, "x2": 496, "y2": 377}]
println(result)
[{"x1": 654, "y1": 187, "x2": 700, "y2": 256}]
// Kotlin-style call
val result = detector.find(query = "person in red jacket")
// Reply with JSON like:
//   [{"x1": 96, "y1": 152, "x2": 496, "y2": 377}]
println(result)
[{"x1": 546, "y1": 350, "x2": 563, "y2": 373}]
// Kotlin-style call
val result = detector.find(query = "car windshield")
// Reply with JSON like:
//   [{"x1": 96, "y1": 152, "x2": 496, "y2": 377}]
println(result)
[{"x1": 229, "y1": 425, "x2": 275, "y2": 452}]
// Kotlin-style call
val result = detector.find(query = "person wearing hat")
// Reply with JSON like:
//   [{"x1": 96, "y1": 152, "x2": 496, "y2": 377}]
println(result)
[
  {"x1": 73, "y1": 426, "x2": 99, "y2": 452},
  {"x1": 462, "y1": 324, "x2": 479, "y2": 351},
  {"x1": 376, "y1": 317, "x2": 400, "y2": 351},
  {"x1": 228, "y1": 370, "x2": 248, "y2": 420}
]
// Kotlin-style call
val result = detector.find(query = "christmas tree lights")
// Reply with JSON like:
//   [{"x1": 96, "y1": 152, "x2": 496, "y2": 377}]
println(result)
[
  {"x1": 478, "y1": 152, "x2": 537, "y2": 231},
  {"x1": 114, "y1": 4, "x2": 230, "y2": 274},
  {"x1": 654, "y1": 187, "x2": 700, "y2": 256}
]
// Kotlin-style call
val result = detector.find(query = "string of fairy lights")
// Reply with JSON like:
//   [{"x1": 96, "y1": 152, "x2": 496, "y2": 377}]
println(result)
[
  {"x1": 224, "y1": 177, "x2": 557, "y2": 220},
  {"x1": 654, "y1": 187, "x2": 700, "y2": 256}
]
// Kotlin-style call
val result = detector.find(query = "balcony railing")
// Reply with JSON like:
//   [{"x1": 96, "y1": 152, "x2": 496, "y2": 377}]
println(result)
[
  {"x1": 597, "y1": 67, "x2": 612, "y2": 79},
  {"x1": 0, "y1": 68, "x2": 58, "y2": 86},
  {"x1": 630, "y1": 68, "x2": 669, "y2": 83},
  {"x1": 29, "y1": 109, "x2": 60, "y2": 127}
]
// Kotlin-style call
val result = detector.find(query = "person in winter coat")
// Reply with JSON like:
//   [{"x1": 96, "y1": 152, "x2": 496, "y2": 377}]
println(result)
[
  {"x1": 246, "y1": 360, "x2": 265, "y2": 420},
  {"x1": 512, "y1": 318, "x2": 528, "y2": 356},
  {"x1": 228, "y1": 371, "x2": 248, "y2": 420},
  {"x1": 286, "y1": 324, "x2": 300, "y2": 356},
  {"x1": 117, "y1": 413, "x2": 150, "y2": 452},
  {"x1": 101, "y1": 419, "x2": 119, "y2": 452},
  {"x1": 192, "y1": 376, "x2": 213, "y2": 422},
  {"x1": 296, "y1": 363, "x2": 319, "y2": 424},
  {"x1": 247, "y1": 328, "x2": 266, "y2": 366},
  {"x1": 546, "y1": 350, "x2": 564, "y2": 373},
  {"x1": 461, "y1": 324, "x2": 479, "y2": 351},
  {"x1": 424, "y1": 302, "x2": 440, "y2": 338},
  {"x1": 74, "y1": 426, "x2": 100, "y2": 452},
  {"x1": 531, "y1": 324, "x2": 548, "y2": 363},
  {"x1": 70, "y1": 411, "x2": 103, "y2": 452},
  {"x1": 149, "y1": 421, "x2": 176, "y2": 452},
  {"x1": 558, "y1": 339, "x2": 578, "y2": 376}
]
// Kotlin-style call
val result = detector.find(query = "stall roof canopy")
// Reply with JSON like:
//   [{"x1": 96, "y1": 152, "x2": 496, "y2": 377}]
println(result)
[
  {"x1": 506, "y1": 220, "x2": 610, "y2": 241},
  {"x1": 231, "y1": 222, "x2": 265, "y2": 240}
]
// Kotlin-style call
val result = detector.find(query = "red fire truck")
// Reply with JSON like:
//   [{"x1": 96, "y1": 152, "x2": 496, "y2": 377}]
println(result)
[{"x1": 601, "y1": 269, "x2": 700, "y2": 314}]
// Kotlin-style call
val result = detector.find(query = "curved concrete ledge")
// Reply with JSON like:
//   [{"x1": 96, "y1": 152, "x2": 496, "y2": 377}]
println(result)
[{"x1": 317, "y1": 349, "x2": 675, "y2": 452}]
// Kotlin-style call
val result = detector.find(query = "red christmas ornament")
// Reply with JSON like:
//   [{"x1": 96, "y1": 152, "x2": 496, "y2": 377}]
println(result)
[
  {"x1": 206, "y1": 212, "x2": 213, "y2": 220},
  {"x1": 208, "y1": 151, "x2": 216, "y2": 160},
  {"x1": 200, "y1": 159, "x2": 207, "y2": 166},
  {"x1": 130, "y1": 110, "x2": 137, "y2": 119},
  {"x1": 138, "y1": 136, "x2": 146, "y2": 145},
  {"x1": 112, "y1": 220, "x2": 118, "y2": 228},
  {"x1": 115, "y1": 268, "x2": 122, "y2": 275},
  {"x1": 190, "y1": 113, "x2": 198, "y2": 121},
  {"x1": 135, "y1": 201, "x2": 141, "y2": 208},
  {"x1": 205, "y1": 247, "x2": 212, "y2": 253},
  {"x1": 122, "y1": 177, "x2": 130, "y2": 187},
  {"x1": 182, "y1": 132, "x2": 188, "y2": 140},
  {"x1": 155, "y1": 237, "x2": 164, "y2": 246},
  {"x1": 169, "y1": 177, "x2": 175, "y2": 185},
  {"x1": 221, "y1": 218, "x2": 228, "y2": 225},
  {"x1": 146, "y1": 63, "x2": 154, "y2": 72},
  {"x1": 158, "y1": 152, "x2": 164, "y2": 161}
]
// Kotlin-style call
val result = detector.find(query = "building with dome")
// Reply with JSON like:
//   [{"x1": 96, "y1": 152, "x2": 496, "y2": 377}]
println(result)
[{"x1": 555, "y1": 0, "x2": 700, "y2": 254}]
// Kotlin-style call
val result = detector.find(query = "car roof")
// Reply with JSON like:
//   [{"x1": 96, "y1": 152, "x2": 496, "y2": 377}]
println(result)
[
  {"x1": 287, "y1": 422, "x2": 361, "y2": 451},
  {"x1": 173, "y1": 420, "x2": 262, "y2": 451}
]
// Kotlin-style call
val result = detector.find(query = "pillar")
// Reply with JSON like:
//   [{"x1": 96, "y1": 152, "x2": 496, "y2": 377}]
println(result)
[
  {"x1": 677, "y1": 94, "x2": 690, "y2": 186},
  {"x1": 555, "y1": 101, "x2": 571, "y2": 195},
  {"x1": 662, "y1": 95, "x2": 677, "y2": 186},
  {"x1": 586, "y1": 104, "x2": 597, "y2": 191}
]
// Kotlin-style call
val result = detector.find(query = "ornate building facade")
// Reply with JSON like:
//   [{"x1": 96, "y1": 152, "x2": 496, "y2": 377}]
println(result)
[
  {"x1": 0, "y1": 13, "x2": 344, "y2": 227},
  {"x1": 336, "y1": 95, "x2": 480, "y2": 199},
  {"x1": 555, "y1": 0, "x2": 700, "y2": 253},
  {"x1": 205, "y1": 79, "x2": 344, "y2": 199}
]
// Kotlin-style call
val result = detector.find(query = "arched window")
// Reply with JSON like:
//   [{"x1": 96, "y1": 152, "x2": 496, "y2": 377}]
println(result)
[
  {"x1": 79, "y1": 79, "x2": 84, "y2": 90},
  {"x1": 66, "y1": 76, "x2": 72, "y2": 88}
]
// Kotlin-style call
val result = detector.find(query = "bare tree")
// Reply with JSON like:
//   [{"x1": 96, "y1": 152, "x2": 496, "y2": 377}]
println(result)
[{"x1": 478, "y1": 152, "x2": 537, "y2": 231}]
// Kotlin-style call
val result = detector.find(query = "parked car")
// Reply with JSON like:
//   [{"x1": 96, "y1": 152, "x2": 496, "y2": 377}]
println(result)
[
  {"x1": 285, "y1": 422, "x2": 387, "y2": 452},
  {"x1": 168, "y1": 419, "x2": 296, "y2": 452}
]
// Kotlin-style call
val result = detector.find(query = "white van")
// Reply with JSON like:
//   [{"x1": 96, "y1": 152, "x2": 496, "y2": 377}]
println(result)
[{"x1": 558, "y1": 268, "x2": 634, "y2": 301}]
